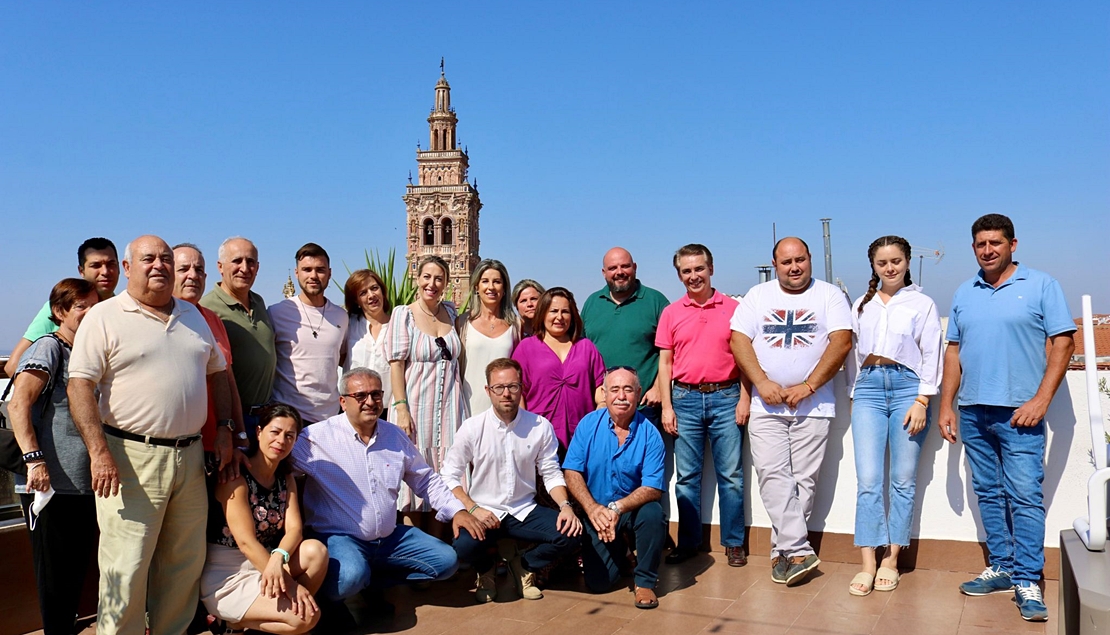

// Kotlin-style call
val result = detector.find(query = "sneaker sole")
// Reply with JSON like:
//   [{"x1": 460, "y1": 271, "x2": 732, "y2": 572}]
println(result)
[
  {"x1": 1019, "y1": 612, "x2": 1049, "y2": 622},
  {"x1": 785, "y1": 559, "x2": 820, "y2": 587},
  {"x1": 959, "y1": 585, "x2": 1015, "y2": 596}
]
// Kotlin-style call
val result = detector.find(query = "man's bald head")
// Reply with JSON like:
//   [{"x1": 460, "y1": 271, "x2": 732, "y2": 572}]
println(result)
[{"x1": 602, "y1": 247, "x2": 638, "y2": 297}]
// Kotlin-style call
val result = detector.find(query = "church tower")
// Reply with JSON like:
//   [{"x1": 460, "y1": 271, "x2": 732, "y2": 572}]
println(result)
[{"x1": 403, "y1": 61, "x2": 481, "y2": 305}]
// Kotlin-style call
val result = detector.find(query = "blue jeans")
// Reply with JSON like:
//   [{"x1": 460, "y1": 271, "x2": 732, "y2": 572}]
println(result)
[
  {"x1": 960, "y1": 404, "x2": 1046, "y2": 584},
  {"x1": 454, "y1": 505, "x2": 580, "y2": 573},
  {"x1": 672, "y1": 383, "x2": 745, "y2": 549},
  {"x1": 851, "y1": 364, "x2": 926, "y2": 548},
  {"x1": 315, "y1": 525, "x2": 459, "y2": 601}
]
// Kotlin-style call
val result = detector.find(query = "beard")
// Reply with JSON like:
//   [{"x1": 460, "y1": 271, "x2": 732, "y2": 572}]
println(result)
[{"x1": 607, "y1": 278, "x2": 635, "y2": 295}]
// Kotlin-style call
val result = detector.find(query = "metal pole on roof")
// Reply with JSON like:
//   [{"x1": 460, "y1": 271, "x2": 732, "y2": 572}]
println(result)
[{"x1": 820, "y1": 218, "x2": 833, "y2": 283}]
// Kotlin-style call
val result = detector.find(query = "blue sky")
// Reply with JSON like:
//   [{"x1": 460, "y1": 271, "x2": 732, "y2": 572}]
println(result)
[{"x1": 2, "y1": 2, "x2": 1107, "y2": 351}]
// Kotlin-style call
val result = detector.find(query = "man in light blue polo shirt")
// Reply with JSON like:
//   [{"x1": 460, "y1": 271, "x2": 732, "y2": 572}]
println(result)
[
  {"x1": 938, "y1": 213, "x2": 1074, "y2": 623},
  {"x1": 564, "y1": 367, "x2": 667, "y2": 610}
]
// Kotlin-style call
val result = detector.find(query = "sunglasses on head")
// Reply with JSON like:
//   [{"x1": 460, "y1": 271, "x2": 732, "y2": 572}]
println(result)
[
  {"x1": 605, "y1": 365, "x2": 636, "y2": 374},
  {"x1": 434, "y1": 336, "x2": 453, "y2": 361}
]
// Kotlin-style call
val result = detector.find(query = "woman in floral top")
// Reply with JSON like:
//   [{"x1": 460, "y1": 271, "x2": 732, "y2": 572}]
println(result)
[{"x1": 201, "y1": 404, "x2": 328, "y2": 634}]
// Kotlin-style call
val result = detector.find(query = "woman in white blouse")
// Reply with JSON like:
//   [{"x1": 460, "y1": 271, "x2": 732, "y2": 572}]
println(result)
[
  {"x1": 848, "y1": 236, "x2": 943, "y2": 597},
  {"x1": 342, "y1": 269, "x2": 393, "y2": 413},
  {"x1": 457, "y1": 259, "x2": 518, "y2": 416}
]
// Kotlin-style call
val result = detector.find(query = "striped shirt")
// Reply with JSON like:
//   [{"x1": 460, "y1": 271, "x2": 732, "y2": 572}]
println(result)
[{"x1": 289, "y1": 413, "x2": 464, "y2": 541}]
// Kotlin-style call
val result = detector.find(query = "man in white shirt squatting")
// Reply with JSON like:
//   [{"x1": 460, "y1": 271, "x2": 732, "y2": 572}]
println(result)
[
  {"x1": 442, "y1": 358, "x2": 583, "y2": 603},
  {"x1": 289, "y1": 368, "x2": 485, "y2": 613},
  {"x1": 729, "y1": 237, "x2": 853, "y2": 588}
]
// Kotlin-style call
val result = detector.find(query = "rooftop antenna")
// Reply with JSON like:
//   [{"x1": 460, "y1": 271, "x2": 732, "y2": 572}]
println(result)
[
  {"x1": 910, "y1": 243, "x2": 945, "y2": 286},
  {"x1": 440, "y1": 57, "x2": 445, "y2": 76},
  {"x1": 772, "y1": 222, "x2": 777, "y2": 256},
  {"x1": 820, "y1": 218, "x2": 834, "y2": 283}
]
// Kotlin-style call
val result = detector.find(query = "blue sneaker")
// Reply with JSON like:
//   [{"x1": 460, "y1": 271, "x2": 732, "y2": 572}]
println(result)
[
  {"x1": 959, "y1": 566, "x2": 1014, "y2": 596},
  {"x1": 1014, "y1": 582, "x2": 1049, "y2": 622}
]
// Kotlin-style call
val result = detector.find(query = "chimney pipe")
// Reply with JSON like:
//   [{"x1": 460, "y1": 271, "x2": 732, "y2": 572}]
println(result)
[
  {"x1": 756, "y1": 265, "x2": 772, "y2": 284},
  {"x1": 820, "y1": 218, "x2": 833, "y2": 283}
]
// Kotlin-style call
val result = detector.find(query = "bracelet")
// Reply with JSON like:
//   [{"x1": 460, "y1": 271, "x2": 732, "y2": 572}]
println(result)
[
  {"x1": 468, "y1": 504, "x2": 479, "y2": 513},
  {"x1": 801, "y1": 380, "x2": 815, "y2": 394},
  {"x1": 235, "y1": 445, "x2": 251, "y2": 451},
  {"x1": 271, "y1": 548, "x2": 290, "y2": 564},
  {"x1": 28, "y1": 462, "x2": 47, "y2": 472},
  {"x1": 392, "y1": 399, "x2": 408, "y2": 407},
  {"x1": 22, "y1": 450, "x2": 45, "y2": 463},
  {"x1": 912, "y1": 401, "x2": 927, "y2": 410},
  {"x1": 559, "y1": 500, "x2": 573, "y2": 509},
  {"x1": 914, "y1": 397, "x2": 929, "y2": 406}
]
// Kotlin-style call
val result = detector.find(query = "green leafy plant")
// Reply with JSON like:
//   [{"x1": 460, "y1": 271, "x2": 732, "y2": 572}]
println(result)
[{"x1": 338, "y1": 248, "x2": 417, "y2": 309}]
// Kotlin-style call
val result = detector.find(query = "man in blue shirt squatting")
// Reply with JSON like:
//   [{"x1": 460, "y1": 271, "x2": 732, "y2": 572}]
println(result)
[
  {"x1": 563, "y1": 366, "x2": 667, "y2": 610},
  {"x1": 938, "y1": 213, "x2": 1075, "y2": 623},
  {"x1": 289, "y1": 367, "x2": 485, "y2": 629}
]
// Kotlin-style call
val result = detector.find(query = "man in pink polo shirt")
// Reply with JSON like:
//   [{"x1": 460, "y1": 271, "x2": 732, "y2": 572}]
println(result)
[{"x1": 656, "y1": 244, "x2": 750, "y2": 567}]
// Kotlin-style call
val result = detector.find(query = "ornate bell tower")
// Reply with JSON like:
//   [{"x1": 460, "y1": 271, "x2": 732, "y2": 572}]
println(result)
[{"x1": 403, "y1": 60, "x2": 482, "y2": 305}]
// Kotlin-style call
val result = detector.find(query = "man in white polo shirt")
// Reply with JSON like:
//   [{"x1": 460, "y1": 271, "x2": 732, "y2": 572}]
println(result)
[
  {"x1": 68, "y1": 235, "x2": 234, "y2": 635},
  {"x1": 729, "y1": 237, "x2": 852, "y2": 587}
]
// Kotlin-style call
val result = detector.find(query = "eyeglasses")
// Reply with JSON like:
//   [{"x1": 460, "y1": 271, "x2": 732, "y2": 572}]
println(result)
[
  {"x1": 605, "y1": 365, "x2": 636, "y2": 374},
  {"x1": 434, "y1": 336, "x2": 453, "y2": 361},
  {"x1": 487, "y1": 383, "x2": 522, "y2": 395},
  {"x1": 341, "y1": 390, "x2": 384, "y2": 403}
]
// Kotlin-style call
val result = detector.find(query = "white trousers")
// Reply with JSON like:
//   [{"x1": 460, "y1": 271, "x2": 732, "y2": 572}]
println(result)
[{"x1": 747, "y1": 412, "x2": 830, "y2": 559}]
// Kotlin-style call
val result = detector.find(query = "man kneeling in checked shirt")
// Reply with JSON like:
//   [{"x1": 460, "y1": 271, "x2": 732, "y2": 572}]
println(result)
[{"x1": 442, "y1": 358, "x2": 583, "y2": 603}]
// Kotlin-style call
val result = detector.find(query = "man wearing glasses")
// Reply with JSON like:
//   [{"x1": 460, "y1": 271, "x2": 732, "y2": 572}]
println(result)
[
  {"x1": 442, "y1": 358, "x2": 583, "y2": 604},
  {"x1": 289, "y1": 368, "x2": 485, "y2": 628}
]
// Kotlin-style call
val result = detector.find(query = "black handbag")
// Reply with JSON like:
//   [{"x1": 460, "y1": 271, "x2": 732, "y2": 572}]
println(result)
[
  {"x1": 0, "y1": 335, "x2": 64, "y2": 476},
  {"x1": 0, "y1": 380, "x2": 27, "y2": 476}
]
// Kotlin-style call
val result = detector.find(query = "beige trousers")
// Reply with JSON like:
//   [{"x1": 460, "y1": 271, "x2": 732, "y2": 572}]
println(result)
[{"x1": 95, "y1": 435, "x2": 206, "y2": 635}]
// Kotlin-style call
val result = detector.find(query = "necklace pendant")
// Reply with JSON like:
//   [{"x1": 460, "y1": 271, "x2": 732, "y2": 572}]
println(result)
[{"x1": 312, "y1": 330, "x2": 319, "y2": 339}]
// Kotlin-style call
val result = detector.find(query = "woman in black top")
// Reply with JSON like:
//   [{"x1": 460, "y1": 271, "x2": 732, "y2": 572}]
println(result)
[{"x1": 201, "y1": 404, "x2": 327, "y2": 634}]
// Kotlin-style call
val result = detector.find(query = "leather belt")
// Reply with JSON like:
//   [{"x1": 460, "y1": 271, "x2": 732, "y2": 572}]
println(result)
[
  {"x1": 246, "y1": 404, "x2": 269, "y2": 416},
  {"x1": 103, "y1": 424, "x2": 201, "y2": 448},
  {"x1": 674, "y1": 379, "x2": 740, "y2": 394}
]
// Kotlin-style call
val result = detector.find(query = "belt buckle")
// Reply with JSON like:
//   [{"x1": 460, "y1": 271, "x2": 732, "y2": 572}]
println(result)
[{"x1": 699, "y1": 383, "x2": 715, "y2": 393}]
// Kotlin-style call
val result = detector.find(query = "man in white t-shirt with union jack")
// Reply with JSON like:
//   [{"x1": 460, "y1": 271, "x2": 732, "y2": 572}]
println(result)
[{"x1": 729, "y1": 237, "x2": 852, "y2": 587}]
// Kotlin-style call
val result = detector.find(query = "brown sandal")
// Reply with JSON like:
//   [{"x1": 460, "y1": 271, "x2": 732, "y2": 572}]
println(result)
[{"x1": 634, "y1": 586, "x2": 659, "y2": 609}]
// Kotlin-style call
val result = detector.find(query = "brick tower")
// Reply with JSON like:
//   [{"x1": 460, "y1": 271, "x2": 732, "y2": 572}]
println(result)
[{"x1": 403, "y1": 61, "x2": 481, "y2": 305}]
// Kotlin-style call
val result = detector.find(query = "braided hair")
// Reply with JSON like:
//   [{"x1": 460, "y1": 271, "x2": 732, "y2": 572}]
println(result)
[{"x1": 858, "y1": 235, "x2": 912, "y2": 315}]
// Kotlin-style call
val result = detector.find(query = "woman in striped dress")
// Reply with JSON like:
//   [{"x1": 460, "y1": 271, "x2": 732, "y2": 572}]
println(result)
[{"x1": 388, "y1": 255, "x2": 465, "y2": 513}]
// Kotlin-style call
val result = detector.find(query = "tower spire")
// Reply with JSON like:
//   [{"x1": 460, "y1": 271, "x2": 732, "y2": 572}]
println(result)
[{"x1": 440, "y1": 56, "x2": 445, "y2": 77}]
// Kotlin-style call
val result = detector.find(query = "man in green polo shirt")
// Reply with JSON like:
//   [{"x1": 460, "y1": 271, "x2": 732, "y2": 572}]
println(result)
[
  {"x1": 4, "y1": 237, "x2": 119, "y2": 378},
  {"x1": 199, "y1": 237, "x2": 277, "y2": 434},
  {"x1": 581, "y1": 247, "x2": 669, "y2": 412}
]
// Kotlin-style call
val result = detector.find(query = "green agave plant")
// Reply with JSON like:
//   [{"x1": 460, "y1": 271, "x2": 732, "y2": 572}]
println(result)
[{"x1": 340, "y1": 248, "x2": 470, "y2": 313}]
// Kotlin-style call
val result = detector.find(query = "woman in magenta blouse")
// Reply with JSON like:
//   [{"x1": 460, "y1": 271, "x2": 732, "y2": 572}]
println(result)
[{"x1": 512, "y1": 287, "x2": 605, "y2": 454}]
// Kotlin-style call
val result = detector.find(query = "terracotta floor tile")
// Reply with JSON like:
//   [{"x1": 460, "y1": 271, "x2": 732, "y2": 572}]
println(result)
[
  {"x1": 670, "y1": 561, "x2": 763, "y2": 600},
  {"x1": 482, "y1": 593, "x2": 581, "y2": 622},
  {"x1": 745, "y1": 564, "x2": 834, "y2": 595},
  {"x1": 562, "y1": 588, "x2": 648, "y2": 621},
  {"x1": 706, "y1": 588, "x2": 810, "y2": 633},
  {"x1": 618, "y1": 597, "x2": 734, "y2": 635},
  {"x1": 787, "y1": 608, "x2": 879, "y2": 634},
  {"x1": 958, "y1": 592, "x2": 1046, "y2": 633},
  {"x1": 804, "y1": 570, "x2": 893, "y2": 616},
  {"x1": 525, "y1": 610, "x2": 629, "y2": 635},
  {"x1": 433, "y1": 617, "x2": 544, "y2": 635},
  {"x1": 874, "y1": 609, "x2": 962, "y2": 635}
]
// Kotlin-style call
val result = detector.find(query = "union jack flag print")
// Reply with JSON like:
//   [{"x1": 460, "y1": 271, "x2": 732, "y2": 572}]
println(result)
[{"x1": 761, "y1": 309, "x2": 819, "y2": 349}]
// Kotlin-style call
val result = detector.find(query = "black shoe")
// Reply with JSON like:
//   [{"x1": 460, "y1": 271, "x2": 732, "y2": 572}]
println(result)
[{"x1": 665, "y1": 547, "x2": 698, "y2": 565}]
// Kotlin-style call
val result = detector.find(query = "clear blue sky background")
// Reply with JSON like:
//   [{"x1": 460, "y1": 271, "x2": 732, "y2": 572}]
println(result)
[{"x1": 2, "y1": 2, "x2": 1107, "y2": 352}]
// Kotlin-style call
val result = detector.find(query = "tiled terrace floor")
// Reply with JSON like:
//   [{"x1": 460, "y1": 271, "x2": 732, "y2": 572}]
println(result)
[{"x1": 45, "y1": 550, "x2": 1059, "y2": 635}]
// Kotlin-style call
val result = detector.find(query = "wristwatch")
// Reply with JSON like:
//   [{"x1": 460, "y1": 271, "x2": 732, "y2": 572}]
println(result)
[
  {"x1": 607, "y1": 501, "x2": 622, "y2": 515},
  {"x1": 218, "y1": 419, "x2": 235, "y2": 431},
  {"x1": 236, "y1": 431, "x2": 249, "y2": 441}
]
